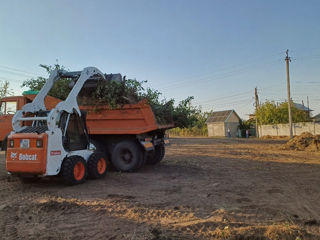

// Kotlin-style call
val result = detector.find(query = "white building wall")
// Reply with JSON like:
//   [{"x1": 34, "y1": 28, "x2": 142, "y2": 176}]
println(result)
[
  {"x1": 226, "y1": 112, "x2": 239, "y2": 123},
  {"x1": 207, "y1": 122, "x2": 225, "y2": 137},
  {"x1": 258, "y1": 122, "x2": 320, "y2": 136},
  {"x1": 225, "y1": 122, "x2": 239, "y2": 137}
]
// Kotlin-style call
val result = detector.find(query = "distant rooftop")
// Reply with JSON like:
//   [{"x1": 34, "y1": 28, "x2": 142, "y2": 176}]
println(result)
[
  {"x1": 206, "y1": 110, "x2": 240, "y2": 123},
  {"x1": 312, "y1": 113, "x2": 320, "y2": 120},
  {"x1": 294, "y1": 102, "x2": 312, "y2": 112}
]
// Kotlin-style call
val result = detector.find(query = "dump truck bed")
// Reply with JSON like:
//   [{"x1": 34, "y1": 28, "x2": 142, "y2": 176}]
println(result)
[{"x1": 80, "y1": 100, "x2": 174, "y2": 135}]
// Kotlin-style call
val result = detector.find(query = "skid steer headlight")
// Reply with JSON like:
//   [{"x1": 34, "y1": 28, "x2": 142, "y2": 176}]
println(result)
[
  {"x1": 9, "y1": 140, "x2": 14, "y2": 148},
  {"x1": 36, "y1": 139, "x2": 43, "y2": 148}
]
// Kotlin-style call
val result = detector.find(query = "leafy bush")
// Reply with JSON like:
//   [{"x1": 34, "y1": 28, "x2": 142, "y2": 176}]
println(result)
[
  {"x1": 256, "y1": 100, "x2": 311, "y2": 125},
  {"x1": 22, "y1": 64, "x2": 208, "y2": 129},
  {"x1": 169, "y1": 126, "x2": 208, "y2": 137},
  {"x1": 21, "y1": 64, "x2": 71, "y2": 100}
]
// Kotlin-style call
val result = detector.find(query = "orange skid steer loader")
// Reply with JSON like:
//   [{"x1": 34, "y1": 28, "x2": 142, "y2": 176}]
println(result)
[{"x1": 6, "y1": 67, "x2": 107, "y2": 184}]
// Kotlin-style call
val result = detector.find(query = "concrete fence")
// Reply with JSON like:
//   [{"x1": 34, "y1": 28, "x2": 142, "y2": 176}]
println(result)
[{"x1": 258, "y1": 122, "x2": 320, "y2": 137}]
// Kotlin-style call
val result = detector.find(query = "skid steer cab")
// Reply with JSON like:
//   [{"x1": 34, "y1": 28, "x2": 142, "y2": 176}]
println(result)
[{"x1": 6, "y1": 67, "x2": 108, "y2": 185}]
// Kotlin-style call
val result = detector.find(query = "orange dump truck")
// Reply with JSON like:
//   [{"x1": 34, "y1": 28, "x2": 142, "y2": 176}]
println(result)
[
  {"x1": 80, "y1": 99, "x2": 173, "y2": 172},
  {"x1": 5, "y1": 69, "x2": 173, "y2": 182},
  {"x1": 0, "y1": 92, "x2": 61, "y2": 149}
]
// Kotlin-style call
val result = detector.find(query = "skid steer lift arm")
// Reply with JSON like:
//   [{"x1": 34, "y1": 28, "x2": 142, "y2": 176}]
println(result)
[{"x1": 12, "y1": 67, "x2": 105, "y2": 132}]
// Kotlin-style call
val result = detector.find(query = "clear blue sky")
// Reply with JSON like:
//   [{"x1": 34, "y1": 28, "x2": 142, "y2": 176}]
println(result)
[{"x1": 1, "y1": 0, "x2": 320, "y2": 119}]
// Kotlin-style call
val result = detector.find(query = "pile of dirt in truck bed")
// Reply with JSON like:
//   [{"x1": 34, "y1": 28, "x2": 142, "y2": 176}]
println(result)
[{"x1": 284, "y1": 132, "x2": 320, "y2": 151}]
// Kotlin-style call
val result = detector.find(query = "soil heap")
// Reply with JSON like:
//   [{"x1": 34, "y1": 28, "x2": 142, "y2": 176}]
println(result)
[{"x1": 284, "y1": 132, "x2": 320, "y2": 151}]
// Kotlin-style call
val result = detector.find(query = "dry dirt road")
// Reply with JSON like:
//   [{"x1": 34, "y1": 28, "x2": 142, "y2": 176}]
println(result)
[{"x1": 0, "y1": 138, "x2": 320, "y2": 240}]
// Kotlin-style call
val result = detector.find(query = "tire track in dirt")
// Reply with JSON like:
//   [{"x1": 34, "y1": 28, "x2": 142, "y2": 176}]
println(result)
[
  {"x1": 1, "y1": 139, "x2": 320, "y2": 239},
  {"x1": 33, "y1": 197, "x2": 206, "y2": 238},
  {"x1": 0, "y1": 206, "x2": 19, "y2": 240},
  {"x1": 31, "y1": 196, "x2": 316, "y2": 240}
]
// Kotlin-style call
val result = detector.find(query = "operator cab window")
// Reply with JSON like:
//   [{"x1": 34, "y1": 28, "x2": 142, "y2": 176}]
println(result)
[
  {"x1": 0, "y1": 102, "x2": 4, "y2": 115},
  {"x1": 58, "y1": 111, "x2": 69, "y2": 135},
  {"x1": 5, "y1": 101, "x2": 17, "y2": 114},
  {"x1": 64, "y1": 112, "x2": 88, "y2": 151}
]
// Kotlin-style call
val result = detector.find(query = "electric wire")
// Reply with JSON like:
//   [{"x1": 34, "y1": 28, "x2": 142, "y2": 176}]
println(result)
[{"x1": 0, "y1": 64, "x2": 43, "y2": 76}]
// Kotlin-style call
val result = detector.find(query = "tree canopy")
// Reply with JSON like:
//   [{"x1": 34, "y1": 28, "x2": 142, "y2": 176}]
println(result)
[
  {"x1": 21, "y1": 64, "x2": 210, "y2": 129},
  {"x1": 21, "y1": 64, "x2": 71, "y2": 100},
  {"x1": 256, "y1": 100, "x2": 310, "y2": 125},
  {"x1": 0, "y1": 81, "x2": 13, "y2": 99}
]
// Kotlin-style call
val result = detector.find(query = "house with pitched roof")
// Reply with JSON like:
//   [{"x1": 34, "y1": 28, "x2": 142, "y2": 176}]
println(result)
[
  {"x1": 293, "y1": 102, "x2": 312, "y2": 118},
  {"x1": 206, "y1": 110, "x2": 241, "y2": 137}
]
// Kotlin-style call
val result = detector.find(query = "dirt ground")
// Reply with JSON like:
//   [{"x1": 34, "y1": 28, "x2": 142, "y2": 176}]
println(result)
[{"x1": 0, "y1": 138, "x2": 320, "y2": 240}]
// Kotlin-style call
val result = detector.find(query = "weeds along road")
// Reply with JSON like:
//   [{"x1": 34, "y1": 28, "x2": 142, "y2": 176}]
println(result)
[{"x1": 0, "y1": 138, "x2": 319, "y2": 240}]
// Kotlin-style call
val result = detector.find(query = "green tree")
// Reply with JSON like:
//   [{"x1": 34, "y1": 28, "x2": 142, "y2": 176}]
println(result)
[
  {"x1": 278, "y1": 102, "x2": 309, "y2": 123},
  {"x1": 256, "y1": 100, "x2": 310, "y2": 125},
  {"x1": 0, "y1": 81, "x2": 13, "y2": 99},
  {"x1": 172, "y1": 96, "x2": 199, "y2": 128},
  {"x1": 21, "y1": 64, "x2": 71, "y2": 100},
  {"x1": 192, "y1": 109, "x2": 212, "y2": 129},
  {"x1": 256, "y1": 101, "x2": 279, "y2": 124},
  {"x1": 21, "y1": 63, "x2": 206, "y2": 129},
  {"x1": 239, "y1": 118, "x2": 255, "y2": 130}
]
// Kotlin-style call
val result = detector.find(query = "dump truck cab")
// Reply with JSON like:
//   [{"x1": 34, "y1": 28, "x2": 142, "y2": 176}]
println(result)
[
  {"x1": 6, "y1": 67, "x2": 108, "y2": 184},
  {"x1": 0, "y1": 96, "x2": 20, "y2": 148},
  {"x1": 0, "y1": 93, "x2": 61, "y2": 149}
]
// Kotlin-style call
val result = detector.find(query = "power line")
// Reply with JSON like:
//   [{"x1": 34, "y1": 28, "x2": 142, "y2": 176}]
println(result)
[
  {"x1": 0, "y1": 64, "x2": 47, "y2": 80},
  {"x1": 295, "y1": 81, "x2": 320, "y2": 85},
  {"x1": 157, "y1": 52, "x2": 284, "y2": 91},
  {"x1": 0, "y1": 69, "x2": 37, "y2": 78},
  {"x1": 0, "y1": 77, "x2": 23, "y2": 83},
  {"x1": 292, "y1": 53, "x2": 320, "y2": 61},
  {"x1": 199, "y1": 97, "x2": 252, "y2": 107},
  {"x1": 0, "y1": 64, "x2": 43, "y2": 76},
  {"x1": 193, "y1": 90, "x2": 252, "y2": 105}
]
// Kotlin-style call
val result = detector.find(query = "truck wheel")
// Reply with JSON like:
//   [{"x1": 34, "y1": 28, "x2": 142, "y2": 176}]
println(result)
[
  {"x1": 87, "y1": 153, "x2": 108, "y2": 179},
  {"x1": 62, "y1": 156, "x2": 87, "y2": 185},
  {"x1": 111, "y1": 141, "x2": 142, "y2": 172},
  {"x1": 137, "y1": 148, "x2": 147, "y2": 170},
  {"x1": 146, "y1": 144, "x2": 165, "y2": 165}
]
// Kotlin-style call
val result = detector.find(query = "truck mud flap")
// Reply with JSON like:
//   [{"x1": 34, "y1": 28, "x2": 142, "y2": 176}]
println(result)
[{"x1": 138, "y1": 140, "x2": 154, "y2": 151}]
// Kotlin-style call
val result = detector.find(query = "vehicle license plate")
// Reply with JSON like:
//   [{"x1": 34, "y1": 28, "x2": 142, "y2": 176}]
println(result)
[{"x1": 20, "y1": 139, "x2": 30, "y2": 149}]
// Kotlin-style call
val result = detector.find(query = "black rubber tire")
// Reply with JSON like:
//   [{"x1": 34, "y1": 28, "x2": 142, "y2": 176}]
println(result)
[
  {"x1": 61, "y1": 156, "x2": 87, "y2": 185},
  {"x1": 87, "y1": 153, "x2": 108, "y2": 179},
  {"x1": 158, "y1": 144, "x2": 165, "y2": 161},
  {"x1": 111, "y1": 141, "x2": 142, "y2": 172},
  {"x1": 146, "y1": 144, "x2": 165, "y2": 165},
  {"x1": 136, "y1": 147, "x2": 147, "y2": 170}
]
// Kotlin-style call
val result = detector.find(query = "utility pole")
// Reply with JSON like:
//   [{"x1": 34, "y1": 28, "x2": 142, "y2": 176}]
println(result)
[
  {"x1": 254, "y1": 87, "x2": 259, "y2": 138},
  {"x1": 285, "y1": 49, "x2": 293, "y2": 139},
  {"x1": 307, "y1": 96, "x2": 310, "y2": 118}
]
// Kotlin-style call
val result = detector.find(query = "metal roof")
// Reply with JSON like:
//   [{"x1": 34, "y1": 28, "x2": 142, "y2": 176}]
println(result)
[
  {"x1": 294, "y1": 103, "x2": 313, "y2": 111},
  {"x1": 312, "y1": 113, "x2": 320, "y2": 120},
  {"x1": 206, "y1": 110, "x2": 240, "y2": 123}
]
